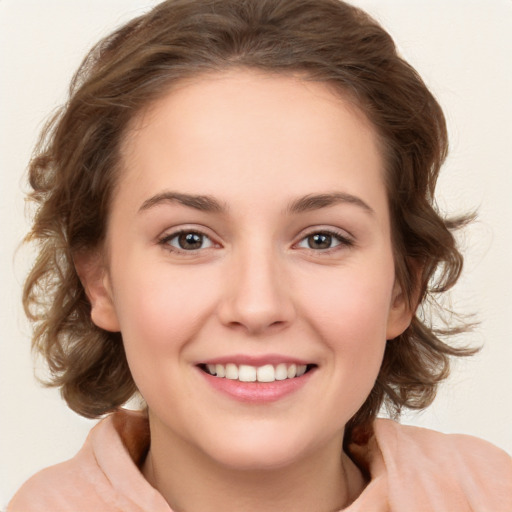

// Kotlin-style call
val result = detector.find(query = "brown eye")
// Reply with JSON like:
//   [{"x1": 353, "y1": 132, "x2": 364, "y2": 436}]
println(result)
[
  {"x1": 165, "y1": 231, "x2": 213, "y2": 251},
  {"x1": 178, "y1": 232, "x2": 203, "y2": 250},
  {"x1": 307, "y1": 233, "x2": 333, "y2": 249},
  {"x1": 297, "y1": 230, "x2": 352, "y2": 251}
]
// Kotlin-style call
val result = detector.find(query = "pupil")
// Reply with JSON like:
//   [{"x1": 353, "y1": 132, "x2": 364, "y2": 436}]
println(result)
[
  {"x1": 309, "y1": 233, "x2": 331, "y2": 249},
  {"x1": 179, "y1": 232, "x2": 202, "y2": 250}
]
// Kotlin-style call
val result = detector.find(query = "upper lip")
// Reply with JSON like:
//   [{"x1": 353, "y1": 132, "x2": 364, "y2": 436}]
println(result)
[{"x1": 197, "y1": 354, "x2": 314, "y2": 366}]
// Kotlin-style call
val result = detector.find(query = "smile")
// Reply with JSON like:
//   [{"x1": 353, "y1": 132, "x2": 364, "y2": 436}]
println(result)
[
  {"x1": 197, "y1": 360, "x2": 317, "y2": 403},
  {"x1": 201, "y1": 363, "x2": 311, "y2": 382}
]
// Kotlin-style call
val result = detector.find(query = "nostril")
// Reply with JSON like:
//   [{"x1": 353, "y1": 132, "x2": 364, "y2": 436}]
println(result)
[{"x1": 216, "y1": 273, "x2": 296, "y2": 334}]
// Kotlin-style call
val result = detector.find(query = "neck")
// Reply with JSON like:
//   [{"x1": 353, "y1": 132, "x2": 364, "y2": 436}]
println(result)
[{"x1": 142, "y1": 418, "x2": 366, "y2": 512}]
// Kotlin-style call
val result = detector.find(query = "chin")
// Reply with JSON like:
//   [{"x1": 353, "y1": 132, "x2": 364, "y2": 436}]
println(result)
[
  {"x1": 198, "y1": 426, "x2": 334, "y2": 472},
  {"x1": 209, "y1": 443, "x2": 304, "y2": 472}
]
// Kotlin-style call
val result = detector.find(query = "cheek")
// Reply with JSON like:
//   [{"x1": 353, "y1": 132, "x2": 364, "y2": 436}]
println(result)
[
  {"x1": 110, "y1": 267, "x2": 222, "y2": 403},
  {"x1": 306, "y1": 267, "x2": 392, "y2": 329},
  {"x1": 292, "y1": 268, "x2": 393, "y2": 426},
  {"x1": 301, "y1": 264, "x2": 393, "y2": 365},
  {"x1": 111, "y1": 263, "x2": 220, "y2": 353}
]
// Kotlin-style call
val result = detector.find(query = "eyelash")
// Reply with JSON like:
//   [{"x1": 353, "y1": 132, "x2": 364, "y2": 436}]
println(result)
[
  {"x1": 158, "y1": 228, "x2": 354, "y2": 254},
  {"x1": 295, "y1": 229, "x2": 354, "y2": 252},
  {"x1": 158, "y1": 230, "x2": 216, "y2": 253}
]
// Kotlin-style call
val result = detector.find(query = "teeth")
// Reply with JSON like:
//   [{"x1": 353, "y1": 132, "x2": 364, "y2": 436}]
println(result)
[
  {"x1": 204, "y1": 363, "x2": 309, "y2": 382},
  {"x1": 225, "y1": 363, "x2": 238, "y2": 380},
  {"x1": 275, "y1": 363, "x2": 288, "y2": 380},
  {"x1": 238, "y1": 365, "x2": 256, "y2": 382},
  {"x1": 256, "y1": 364, "x2": 275, "y2": 382}
]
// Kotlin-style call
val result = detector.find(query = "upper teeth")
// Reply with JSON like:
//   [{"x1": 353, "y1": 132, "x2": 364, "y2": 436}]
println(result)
[{"x1": 205, "y1": 363, "x2": 307, "y2": 382}]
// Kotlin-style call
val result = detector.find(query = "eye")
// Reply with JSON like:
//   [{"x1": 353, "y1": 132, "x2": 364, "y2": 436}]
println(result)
[
  {"x1": 161, "y1": 231, "x2": 214, "y2": 251},
  {"x1": 296, "y1": 230, "x2": 352, "y2": 251}
]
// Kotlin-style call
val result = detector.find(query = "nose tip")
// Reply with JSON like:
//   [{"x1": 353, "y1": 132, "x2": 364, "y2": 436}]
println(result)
[
  {"x1": 223, "y1": 301, "x2": 290, "y2": 335},
  {"x1": 217, "y1": 256, "x2": 295, "y2": 335}
]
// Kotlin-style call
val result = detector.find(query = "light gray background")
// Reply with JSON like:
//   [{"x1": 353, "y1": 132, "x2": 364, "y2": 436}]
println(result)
[{"x1": 1, "y1": 0, "x2": 511, "y2": 506}]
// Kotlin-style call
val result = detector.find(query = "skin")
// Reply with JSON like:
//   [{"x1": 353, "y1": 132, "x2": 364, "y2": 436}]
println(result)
[{"x1": 79, "y1": 70, "x2": 413, "y2": 511}]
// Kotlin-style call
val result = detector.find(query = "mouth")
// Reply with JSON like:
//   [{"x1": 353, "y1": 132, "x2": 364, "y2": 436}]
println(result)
[{"x1": 198, "y1": 363, "x2": 317, "y2": 383}]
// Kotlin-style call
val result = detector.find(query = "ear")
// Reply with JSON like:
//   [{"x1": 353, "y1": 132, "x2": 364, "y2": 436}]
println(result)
[
  {"x1": 74, "y1": 250, "x2": 121, "y2": 332},
  {"x1": 386, "y1": 279, "x2": 415, "y2": 340}
]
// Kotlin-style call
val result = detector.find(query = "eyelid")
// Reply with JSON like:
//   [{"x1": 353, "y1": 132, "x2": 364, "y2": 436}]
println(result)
[
  {"x1": 294, "y1": 226, "x2": 355, "y2": 251},
  {"x1": 157, "y1": 225, "x2": 221, "y2": 254},
  {"x1": 155, "y1": 224, "x2": 354, "y2": 255}
]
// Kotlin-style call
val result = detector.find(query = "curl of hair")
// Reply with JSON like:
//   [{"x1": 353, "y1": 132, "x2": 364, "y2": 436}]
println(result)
[{"x1": 23, "y1": 0, "x2": 476, "y2": 438}]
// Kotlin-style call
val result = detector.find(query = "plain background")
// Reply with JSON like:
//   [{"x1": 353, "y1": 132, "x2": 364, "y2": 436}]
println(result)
[{"x1": 1, "y1": 0, "x2": 511, "y2": 506}]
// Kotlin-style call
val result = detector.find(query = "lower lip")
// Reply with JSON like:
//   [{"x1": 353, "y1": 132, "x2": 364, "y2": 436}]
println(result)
[{"x1": 198, "y1": 368, "x2": 315, "y2": 403}]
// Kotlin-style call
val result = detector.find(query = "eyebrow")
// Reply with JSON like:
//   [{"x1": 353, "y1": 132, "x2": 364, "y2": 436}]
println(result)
[
  {"x1": 139, "y1": 192, "x2": 226, "y2": 213},
  {"x1": 138, "y1": 190, "x2": 374, "y2": 216},
  {"x1": 286, "y1": 192, "x2": 375, "y2": 215}
]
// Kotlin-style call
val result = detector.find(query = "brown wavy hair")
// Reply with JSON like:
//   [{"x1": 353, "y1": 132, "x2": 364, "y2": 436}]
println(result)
[{"x1": 23, "y1": 0, "x2": 475, "y2": 441}]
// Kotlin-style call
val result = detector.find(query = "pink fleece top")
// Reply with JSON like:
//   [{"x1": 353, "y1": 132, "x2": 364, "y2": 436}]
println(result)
[{"x1": 8, "y1": 409, "x2": 512, "y2": 511}]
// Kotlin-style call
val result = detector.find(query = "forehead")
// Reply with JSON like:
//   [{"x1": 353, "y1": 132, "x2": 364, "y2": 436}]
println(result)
[{"x1": 116, "y1": 70, "x2": 387, "y2": 221}]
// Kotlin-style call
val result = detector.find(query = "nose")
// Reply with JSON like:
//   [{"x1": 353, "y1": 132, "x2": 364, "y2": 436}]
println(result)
[{"x1": 217, "y1": 245, "x2": 296, "y2": 336}]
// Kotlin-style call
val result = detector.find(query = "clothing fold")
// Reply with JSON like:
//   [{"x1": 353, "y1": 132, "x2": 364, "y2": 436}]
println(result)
[{"x1": 8, "y1": 409, "x2": 512, "y2": 512}]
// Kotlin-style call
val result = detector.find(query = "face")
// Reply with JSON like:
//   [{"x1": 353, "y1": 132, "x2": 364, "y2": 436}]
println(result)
[{"x1": 85, "y1": 70, "x2": 411, "y2": 470}]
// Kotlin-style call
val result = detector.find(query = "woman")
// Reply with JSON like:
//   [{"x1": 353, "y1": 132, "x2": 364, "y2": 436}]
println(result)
[{"x1": 7, "y1": 0, "x2": 512, "y2": 510}]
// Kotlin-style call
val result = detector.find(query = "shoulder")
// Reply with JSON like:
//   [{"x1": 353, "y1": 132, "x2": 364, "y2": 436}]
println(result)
[
  {"x1": 374, "y1": 418, "x2": 512, "y2": 471},
  {"x1": 7, "y1": 447, "x2": 111, "y2": 511},
  {"x1": 372, "y1": 419, "x2": 512, "y2": 510},
  {"x1": 7, "y1": 410, "x2": 168, "y2": 512}
]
